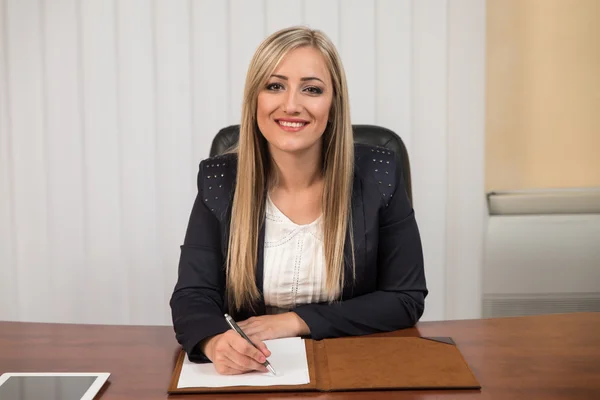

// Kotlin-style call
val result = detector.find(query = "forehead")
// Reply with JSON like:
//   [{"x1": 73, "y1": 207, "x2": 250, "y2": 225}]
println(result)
[{"x1": 272, "y1": 46, "x2": 331, "y2": 83}]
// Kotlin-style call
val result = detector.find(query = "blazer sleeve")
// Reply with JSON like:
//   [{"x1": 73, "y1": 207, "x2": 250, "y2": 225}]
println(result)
[
  {"x1": 169, "y1": 161, "x2": 231, "y2": 362},
  {"x1": 292, "y1": 164, "x2": 428, "y2": 340}
]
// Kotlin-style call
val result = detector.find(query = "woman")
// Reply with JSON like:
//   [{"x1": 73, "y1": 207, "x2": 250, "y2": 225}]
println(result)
[{"x1": 170, "y1": 26, "x2": 427, "y2": 375}]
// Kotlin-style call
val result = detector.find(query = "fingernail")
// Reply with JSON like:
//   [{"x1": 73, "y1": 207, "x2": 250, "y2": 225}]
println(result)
[{"x1": 259, "y1": 356, "x2": 266, "y2": 363}]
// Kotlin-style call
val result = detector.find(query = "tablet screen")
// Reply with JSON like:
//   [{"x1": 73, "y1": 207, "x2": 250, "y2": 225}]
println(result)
[{"x1": 0, "y1": 373, "x2": 109, "y2": 400}]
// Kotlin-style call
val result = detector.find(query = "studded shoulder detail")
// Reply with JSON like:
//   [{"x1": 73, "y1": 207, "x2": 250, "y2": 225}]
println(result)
[
  {"x1": 354, "y1": 144, "x2": 397, "y2": 208},
  {"x1": 199, "y1": 152, "x2": 238, "y2": 221}
]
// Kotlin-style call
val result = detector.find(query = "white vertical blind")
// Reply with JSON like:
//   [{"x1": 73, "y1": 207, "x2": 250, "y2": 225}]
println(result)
[
  {"x1": 43, "y1": 0, "x2": 85, "y2": 323},
  {"x1": 117, "y1": 0, "x2": 163, "y2": 325},
  {"x1": 0, "y1": 0, "x2": 486, "y2": 325},
  {"x1": 375, "y1": 0, "x2": 412, "y2": 150},
  {"x1": 229, "y1": 0, "x2": 266, "y2": 123},
  {"x1": 339, "y1": 0, "x2": 376, "y2": 123},
  {"x1": 304, "y1": 0, "x2": 340, "y2": 48},
  {"x1": 79, "y1": 0, "x2": 128, "y2": 324},
  {"x1": 154, "y1": 0, "x2": 195, "y2": 325},
  {"x1": 5, "y1": 0, "x2": 50, "y2": 322},
  {"x1": 191, "y1": 0, "x2": 229, "y2": 157},
  {"x1": 266, "y1": 0, "x2": 303, "y2": 34},
  {"x1": 445, "y1": 0, "x2": 486, "y2": 319},
  {"x1": 0, "y1": 0, "x2": 16, "y2": 322},
  {"x1": 410, "y1": 0, "x2": 450, "y2": 321}
]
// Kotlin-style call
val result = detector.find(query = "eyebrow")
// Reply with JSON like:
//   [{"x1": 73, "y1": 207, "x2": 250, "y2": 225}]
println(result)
[{"x1": 270, "y1": 74, "x2": 325, "y2": 84}]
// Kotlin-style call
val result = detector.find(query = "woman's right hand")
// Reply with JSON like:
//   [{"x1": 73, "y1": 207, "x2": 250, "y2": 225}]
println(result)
[{"x1": 201, "y1": 330, "x2": 271, "y2": 375}]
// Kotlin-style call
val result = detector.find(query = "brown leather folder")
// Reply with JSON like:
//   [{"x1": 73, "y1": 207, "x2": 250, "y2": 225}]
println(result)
[{"x1": 168, "y1": 336, "x2": 480, "y2": 394}]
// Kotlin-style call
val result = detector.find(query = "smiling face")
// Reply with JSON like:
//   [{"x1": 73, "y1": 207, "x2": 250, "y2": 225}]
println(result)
[{"x1": 256, "y1": 46, "x2": 334, "y2": 157}]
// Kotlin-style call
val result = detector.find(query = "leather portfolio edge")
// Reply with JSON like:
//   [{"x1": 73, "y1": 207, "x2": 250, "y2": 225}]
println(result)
[
  {"x1": 167, "y1": 350, "x2": 186, "y2": 394},
  {"x1": 167, "y1": 336, "x2": 481, "y2": 393},
  {"x1": 318, "y1": 337, "x2": 481, "y2": 392},
  {"x1": 417, "y1": 336, "x2": 481, "y2": 390},
  {"x1": 419, "y1": 336, "x2": 456, "y2": 345},
  {"x1": 167, "y1": 339, "x2": 318, "y2": 394}
]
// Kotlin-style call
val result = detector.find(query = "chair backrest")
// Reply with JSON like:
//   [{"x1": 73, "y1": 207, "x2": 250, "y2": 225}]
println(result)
[{"x1": 209, "y1": 124, "x2": 412, "y2": 203}]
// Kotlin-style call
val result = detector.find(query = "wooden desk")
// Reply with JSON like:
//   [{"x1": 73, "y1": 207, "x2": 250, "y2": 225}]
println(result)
[{"x1": 1, "y1": 313, "x2": 599, "y2": 399}]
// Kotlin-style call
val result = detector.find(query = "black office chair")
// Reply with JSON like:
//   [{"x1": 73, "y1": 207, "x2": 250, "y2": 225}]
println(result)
[{"x1": 209, "y1": 124, "x2": 412, "y2": 203}]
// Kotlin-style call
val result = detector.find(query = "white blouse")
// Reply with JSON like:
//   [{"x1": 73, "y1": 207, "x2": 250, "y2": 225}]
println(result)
[{"x1": 262, "y1": 196, "x2": 338, "y2": 314}]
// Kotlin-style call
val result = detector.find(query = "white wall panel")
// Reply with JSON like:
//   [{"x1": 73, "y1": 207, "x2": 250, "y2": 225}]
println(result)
[
  {"x1": 229, "y1": 0, "x2": 265, "y2": 123},
  {"x1": 411, "y1": 0, "x2": 449, "y2": 321},
  {"x1": 0, "y1": 0, "x2": 17, "y2": 321},
  {"x1": 0, "y1": 0, "x2": 486, "y2": 325},
  {"x1": 339, "y1": 0, "x2": 376, "y2": 123},
  {"x1": 154, "y1": 0, "x2": 194, "y2": 323},
  {"x1": 266, "y1": 0, "x2": 303, "y2": 35},
  {"x1": 80, "y1": 0, "x2": 128, "y2": 324},
  {"x1": 43, "y1": 0, "x2": 86, "y2": 323},
  {"x1": 375, "y1": 0, "x2": 412, "y2": 149},
  {"x1": 445, "y1": 0, "x2": 486, "y2": 319},
  {"x1": 303, "y1": 0, "x2": 339, "y2": 48},
  {"x1": 5, "y1": 0, "x2": 50, "y2": 322},
  {"x1": 191, "y1": 0, "x2": 229, "y2": 158},
  {"x1": 116, "y1": 0, "x2": 162, "y2": 324}
]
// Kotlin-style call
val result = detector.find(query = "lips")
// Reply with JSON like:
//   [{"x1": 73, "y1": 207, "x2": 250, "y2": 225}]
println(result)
[
  {"x1": 278, "y1": 120, "x2": 307, "y2": 128},
  {"x1": 275, "y1": 118, "x2": 310, "y2": 132}
]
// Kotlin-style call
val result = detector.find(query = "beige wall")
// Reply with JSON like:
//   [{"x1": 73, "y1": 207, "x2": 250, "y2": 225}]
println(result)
[{"x1": 486, "y1": 0, "x2": 600, "y2": 192}]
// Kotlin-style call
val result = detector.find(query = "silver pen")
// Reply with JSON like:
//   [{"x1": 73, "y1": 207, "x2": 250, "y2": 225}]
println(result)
[{"x1": 224, "y1": 313, "x2": 277, "y2": 375}]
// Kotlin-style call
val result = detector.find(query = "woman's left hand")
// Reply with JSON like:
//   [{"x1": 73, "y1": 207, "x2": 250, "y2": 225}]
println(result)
[{"x1": 237, "y1": 312, "x2": 310, "y2": 342}]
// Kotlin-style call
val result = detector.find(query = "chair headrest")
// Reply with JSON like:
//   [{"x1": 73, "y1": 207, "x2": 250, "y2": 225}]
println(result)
[{"x1": 209, "y1": 124, "x2": 412, "y2": 202}]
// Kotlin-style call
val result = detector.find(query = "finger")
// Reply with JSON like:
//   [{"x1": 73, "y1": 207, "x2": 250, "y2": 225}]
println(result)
[
  {"x1": 225, "y1": 347, "x2": 268, "y2": 373},
  {"x1": 231, "y1": 337, "x2": 267, "y2": 364},
  {"x1": 223, "y1": 358, "x2": 249, "y2": 373},
  {"x1": 213, "y1": 351, "x2": 247, "y2": 375},
  {"x1": 254, "y1": 339, "x2": 271, "y2": 358},
  {"x1": 220, "y1": 367, "x2": 239, "y2": 375},
  {"x1": 244, "y1": 335, "x2": 269, "y2": 354},
  {"x1": 214, "y1": 362, "x2": 245, "y2": 375},
  {"x1": 229, "y1": 338, "x2": 268, "y2": 369}
]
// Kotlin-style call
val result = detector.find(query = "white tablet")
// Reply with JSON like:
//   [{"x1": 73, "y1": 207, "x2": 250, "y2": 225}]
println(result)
[{"x1": 0, "y1": 372, "x2": 110, "y2": 400}]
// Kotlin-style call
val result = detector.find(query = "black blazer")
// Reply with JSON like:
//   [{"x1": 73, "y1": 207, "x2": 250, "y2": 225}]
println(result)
[{"x1": 170, "y1": 143, "x2": 428, "y2": 362}]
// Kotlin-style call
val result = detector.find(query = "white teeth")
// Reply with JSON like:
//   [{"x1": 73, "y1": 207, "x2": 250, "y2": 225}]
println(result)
[{"x1": 279, "y1": 121, "x2": 306, "y2": 128}]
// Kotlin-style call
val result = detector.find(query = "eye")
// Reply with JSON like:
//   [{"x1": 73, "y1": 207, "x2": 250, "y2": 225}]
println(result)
[
  {"x1": 304, "y1": 86, "x2": 323, "y2": 95},
  {"x1": 266, "y1": 82, "x2": 284, "y2": 91}
]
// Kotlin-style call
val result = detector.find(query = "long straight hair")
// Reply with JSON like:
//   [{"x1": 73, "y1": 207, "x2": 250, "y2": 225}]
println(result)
[{"x1": 227, "y1": 26, "x2": 355, "y2": 312}]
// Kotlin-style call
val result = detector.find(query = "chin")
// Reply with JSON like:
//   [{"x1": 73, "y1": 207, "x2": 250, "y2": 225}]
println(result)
[
  {"x1": 274, "y1": 142, "x2": 313, "y2": 154},
  {"x1": 261, "y1": 125, "x2": 324, "y2": 155}
]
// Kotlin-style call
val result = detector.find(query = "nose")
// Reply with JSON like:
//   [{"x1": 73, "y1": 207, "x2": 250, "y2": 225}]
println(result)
[{"x1": 282, "y1": 89, "x2": 302, "y2": 114}]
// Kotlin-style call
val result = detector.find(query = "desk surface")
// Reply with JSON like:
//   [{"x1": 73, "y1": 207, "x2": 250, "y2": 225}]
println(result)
[{"x1": 1, "y1": 313, "x2": 599, "y2": 399}]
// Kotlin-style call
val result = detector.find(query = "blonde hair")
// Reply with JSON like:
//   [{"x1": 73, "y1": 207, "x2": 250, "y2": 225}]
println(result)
[{"x1": 227, "y1": 26, "x2": 354, "y2": 312}]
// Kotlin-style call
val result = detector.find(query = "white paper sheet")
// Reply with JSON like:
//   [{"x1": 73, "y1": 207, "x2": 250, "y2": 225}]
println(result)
[{"x1": 177, "y1": 337, "x2": 310, "y2": 388}]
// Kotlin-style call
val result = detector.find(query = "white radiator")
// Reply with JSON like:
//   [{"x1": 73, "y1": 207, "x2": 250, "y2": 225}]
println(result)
[{"x1": 483, "y1": 188, "x2": 600, "y2": 317}]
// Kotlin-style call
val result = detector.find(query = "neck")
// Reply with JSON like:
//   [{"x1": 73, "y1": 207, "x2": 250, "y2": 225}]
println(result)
[{"x1": 269, "y1": 144, "x2": 323, "y2": 191}]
